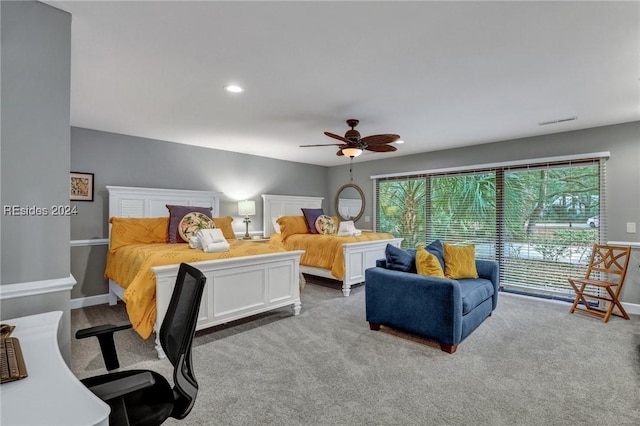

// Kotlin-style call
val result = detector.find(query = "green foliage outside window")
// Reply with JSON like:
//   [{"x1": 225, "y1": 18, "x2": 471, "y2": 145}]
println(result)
[{"x1": 376, "y1": 162, "x2": 601, "y2": 295}]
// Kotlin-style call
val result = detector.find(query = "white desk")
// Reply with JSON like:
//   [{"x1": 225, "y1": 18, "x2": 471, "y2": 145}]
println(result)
[{"x1": 0, "y1": 311, "x2": 110, "y2": 426}]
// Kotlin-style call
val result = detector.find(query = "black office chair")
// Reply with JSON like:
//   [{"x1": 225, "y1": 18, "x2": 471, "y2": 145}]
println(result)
[{"x1": 77, "y1": 263, "x2": 207, "y2": 426}]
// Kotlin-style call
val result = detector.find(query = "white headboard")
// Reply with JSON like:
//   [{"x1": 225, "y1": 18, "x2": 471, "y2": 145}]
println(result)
[
  {"x1": 107, "y1": 186, "x2": 222, "y2": 218},
  {"x1": 262, "y1": 194, "x2": 324, "y2": 237}
]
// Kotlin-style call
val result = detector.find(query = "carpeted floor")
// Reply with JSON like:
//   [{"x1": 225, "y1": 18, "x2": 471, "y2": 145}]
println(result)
[{"x1": 71, "y1": 278, "x2": 640, "y2": 426}]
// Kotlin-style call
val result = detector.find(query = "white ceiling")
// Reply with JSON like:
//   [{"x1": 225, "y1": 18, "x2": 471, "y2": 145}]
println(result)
[{"x1": 45, "y1": 0, "x2": 640, "y2": 167}]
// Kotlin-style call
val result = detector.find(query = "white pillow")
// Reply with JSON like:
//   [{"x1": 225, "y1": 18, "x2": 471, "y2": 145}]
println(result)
[{"x1": 272, "y1": 217, "x2": 281, "y2": 233}]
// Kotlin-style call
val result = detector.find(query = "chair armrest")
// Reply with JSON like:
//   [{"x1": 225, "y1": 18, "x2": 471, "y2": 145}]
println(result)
[
  {"x1": 88, "y1": 371, "x2": 156, "y2": 401},
  {"x1": 76, "y1": 321, "x2": 132, "y2": 371},
  {"x1": 75, "y1": 321, "x2": 132, "y2": 339},
  {"x1": 476, "y1": 259, "x2": 499, "y2": 309}
]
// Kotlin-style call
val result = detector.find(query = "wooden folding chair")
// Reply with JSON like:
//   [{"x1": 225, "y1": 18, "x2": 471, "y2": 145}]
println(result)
[{"x1": 568, "y1": 244, "x2": 631, "y2": 323}]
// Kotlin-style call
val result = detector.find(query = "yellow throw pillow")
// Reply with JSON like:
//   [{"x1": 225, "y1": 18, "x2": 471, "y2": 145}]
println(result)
[
  {"x1": 276, "y1": 215, "x2": 309, "y2": 241},
  {"x1": 416, "y1": 246, "x2": 445, "y2": 278},
  {"x1": 109, "y1": 217, "x2": 169, "y2": 251},
  {"x1": 443, "y1": 243, "x2": 478, "y2": 279},
  {"x1": 212, "y1": 216, "x2": 235, "y2": 240}
]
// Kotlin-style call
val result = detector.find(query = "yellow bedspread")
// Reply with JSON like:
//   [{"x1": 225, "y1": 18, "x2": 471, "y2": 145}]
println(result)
[
  {"x1": 269, "y1": 232, "x2": 395, "y2": 280},
  {"x1": 105, "y1": 241, "x2": 286, "y2": 339}
]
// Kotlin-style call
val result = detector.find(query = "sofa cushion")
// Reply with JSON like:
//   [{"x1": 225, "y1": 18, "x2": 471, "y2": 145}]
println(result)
[
  {"x1": 458, "y1": 278, "x2": 495, "y2": 315},
  {"x1": 444, "y1": 243, "x2": 479, "y2": 279},
  {"x1": 426, "y1": 239, "x2": 445, "y2": 271},
  {"x1": 416, "y1": 246, "x2": 445, "y2": 278},
  {"x1": 385, "y1": 244, "x2": 417, "y2": 273}
]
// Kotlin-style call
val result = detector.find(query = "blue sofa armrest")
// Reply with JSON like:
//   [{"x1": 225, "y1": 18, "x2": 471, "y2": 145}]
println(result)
[
  {"x1": 475, "y1": 259, "x2": 499, "y2": 309},
  {"x1": 365, "y1": 267, "x2": 463, "y2": 346}
]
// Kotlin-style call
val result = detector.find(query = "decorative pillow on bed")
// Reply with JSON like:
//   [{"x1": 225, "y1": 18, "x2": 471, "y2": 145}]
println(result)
[
  {"x1": 272, "y1": 217, "x2": 281, "y2": 234},
  {"x1": 109, "y1": 217, "x2": 169, "y2": 251},
  {"x1": 276, "y1": 215, "x2": 309, "y2": 241},
  {"x1": 178, "y1": 212, "x2": 215, "y2": 242},
  {"x1": 212, "y1": 216, "x2": 236, "y2": 240},
  {"x1": 315, "y1": 214, "x2": 337, "y2": 235},
  {"x1": 166, "y1": 205, "x2": 213, "y2": 243},
  {"x1": 301, "y1": 208, "x2": 325, "y2": 234},
  {"x1": 443, "y1": 242, "x2": 478, "y2": 279}
]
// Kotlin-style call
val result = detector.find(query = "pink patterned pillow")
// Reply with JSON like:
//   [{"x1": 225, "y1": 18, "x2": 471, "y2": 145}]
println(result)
[
  {"x1": 315, "y1": 215, "x2": 337, "y2": 234},
  {"x1": 178, "y1": 212, "x2": 215, "y2": 242},
  {"x1": 166, "y1": 204, "x2": 213, "y2": 243}
]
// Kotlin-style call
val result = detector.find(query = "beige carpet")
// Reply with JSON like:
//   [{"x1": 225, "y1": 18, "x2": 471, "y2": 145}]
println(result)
[{"x1": 71, "y1": 279, "x2": 640, "y2": 425}]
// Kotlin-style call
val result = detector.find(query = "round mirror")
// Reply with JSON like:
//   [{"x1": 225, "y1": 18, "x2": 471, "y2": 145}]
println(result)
[{"x1": 335, "y1": 184, "x2": 365, "y2": 222}]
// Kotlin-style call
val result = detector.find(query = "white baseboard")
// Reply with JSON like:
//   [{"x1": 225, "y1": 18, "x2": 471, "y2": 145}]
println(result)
[
  {"x1": 72, "y1": 291, "x2": 639, "y2": 316},
  {"x1": 70, "y1": 293, "x2": 110, "y2": 310},
  {"x1": 501, "y1": 292, "x2": 640, "y2": 316},
  {"x1": 622, "y1": 302, "x2": 640, "y2": 316}
]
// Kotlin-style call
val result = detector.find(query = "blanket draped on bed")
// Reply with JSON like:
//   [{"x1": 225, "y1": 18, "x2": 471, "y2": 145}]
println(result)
[
  {"x1": 269, "y1": 232, "x2": 395, "y2": 280},
  {"x1": 105, "y1": 241, "x2": 287, "y2": 338}
]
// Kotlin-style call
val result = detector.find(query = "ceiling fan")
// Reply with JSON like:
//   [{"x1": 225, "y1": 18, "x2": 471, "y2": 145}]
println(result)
[{"x1": 300, "y1": 119, "x2": 400, "y2": 158}]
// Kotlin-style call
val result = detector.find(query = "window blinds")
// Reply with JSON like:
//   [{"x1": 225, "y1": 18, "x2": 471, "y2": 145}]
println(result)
[{"x1": 374, "y1": 155, "x2": 606, "y2": 298}]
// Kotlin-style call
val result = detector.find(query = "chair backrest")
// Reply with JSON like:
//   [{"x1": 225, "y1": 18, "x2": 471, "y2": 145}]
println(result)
[
  {"x1": 158, "y1": 263, "x2": 207, "y2": 420},
  {"x1": 585, "y1": 244, "x2": 631, "y2": 285}
]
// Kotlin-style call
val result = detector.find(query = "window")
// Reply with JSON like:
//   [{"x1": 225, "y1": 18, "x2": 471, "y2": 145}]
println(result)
[{"x1": 374, "y1": 155, "x2": 606, "y2": 298}]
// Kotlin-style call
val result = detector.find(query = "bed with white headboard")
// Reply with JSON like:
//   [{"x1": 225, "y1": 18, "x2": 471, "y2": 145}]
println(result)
[
  {"x1": 262, "y1": 194, "x2": 402, "y2": 296},
  {"x1": 107, "y1": 186, "x2": 303, "y2": 358}
]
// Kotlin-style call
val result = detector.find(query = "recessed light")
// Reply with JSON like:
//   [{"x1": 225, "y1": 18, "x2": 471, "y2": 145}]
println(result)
[{"x1": 224, "y1": 85, "x2": 243, "y2": 93}]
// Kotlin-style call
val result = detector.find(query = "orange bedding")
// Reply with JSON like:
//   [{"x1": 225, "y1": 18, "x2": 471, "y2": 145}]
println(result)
[
  {"x1": 105, "y1": 241, "x2": 286, "y2": 338},
  {"x1": 269, "y1": 232, "x2": 394, "y2": 280}
]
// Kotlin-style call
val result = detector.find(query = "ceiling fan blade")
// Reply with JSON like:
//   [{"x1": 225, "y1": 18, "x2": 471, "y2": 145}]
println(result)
[
  {"x1": 336, "y1": 149, "x2": 345, "y2": 156},
  {"x1": 324, "y1": 131, "x2": 351, "y2": 143},
  {"x1": 361, "y1": 134, "x2": 401, "y2": 145},
  {"x1": 299, "y1": 143, "x2": 343, "y2": 147},
  {"x1": 365, "y1": 144, "x2": 398, "y2": 153}
]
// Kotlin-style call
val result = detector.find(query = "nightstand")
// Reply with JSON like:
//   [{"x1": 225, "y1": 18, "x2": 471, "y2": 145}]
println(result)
[{"x1": 249, "y1": 237, "x2": 271, "y2": 243}]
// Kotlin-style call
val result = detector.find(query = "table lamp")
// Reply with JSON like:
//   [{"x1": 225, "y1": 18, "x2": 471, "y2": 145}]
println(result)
[{"x1": 238, "y1": 200, "x2": 256, "y2": 240}]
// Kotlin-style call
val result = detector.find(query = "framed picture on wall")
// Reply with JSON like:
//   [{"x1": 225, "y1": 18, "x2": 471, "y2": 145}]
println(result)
[{"x1": 70, "y1": 172, "x2": 94, "y2": 201}]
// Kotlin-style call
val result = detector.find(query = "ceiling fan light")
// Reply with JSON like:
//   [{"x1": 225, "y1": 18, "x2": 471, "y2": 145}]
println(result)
[
  {"x1": 342, "y1": 147, "x2": 363, "y2": 158},
  {"x1": 224, "y1": 84, "x2": 243, "y2": 93}
]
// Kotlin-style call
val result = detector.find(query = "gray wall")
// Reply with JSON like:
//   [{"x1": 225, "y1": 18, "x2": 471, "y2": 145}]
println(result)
[
  {"x1": 327, "y1": 121, "x2": 640, "y2": 305},
  {"x1": 1, "y1": 0, "x2": 71, "y2": 284},
  {"x1": 0, "y1": 0, "x2": 73, "y2": 361},
  {"x1": 70, "y1": 127, "x2": 329, "y2": 299}
]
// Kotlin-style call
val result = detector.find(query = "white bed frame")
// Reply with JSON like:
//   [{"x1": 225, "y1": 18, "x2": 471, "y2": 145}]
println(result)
[
  {"x1": 107, "y1": 186, "x2": 304, "y2": 358},
  {"x1": 262, "y1": 194, "x2": 402, "y2": 296}
]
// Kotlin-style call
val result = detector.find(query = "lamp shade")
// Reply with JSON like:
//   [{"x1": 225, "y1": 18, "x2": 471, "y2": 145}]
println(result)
[
  {"x1": 341, "y1": 147, "x2": 363, "y2": 158},
  {"x1": 238, "y1": 200, "x2": 256, "y2": 216}
]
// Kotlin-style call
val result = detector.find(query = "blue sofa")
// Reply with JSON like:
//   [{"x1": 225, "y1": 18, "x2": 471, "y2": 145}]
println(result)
[{"x1": 365, "y1": 248, "x2": 499, "y2": 354}]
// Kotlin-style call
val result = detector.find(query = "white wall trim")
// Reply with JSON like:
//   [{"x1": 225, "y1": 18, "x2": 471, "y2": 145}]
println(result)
[
  {"x1": 608, "y1": 241, "x2": 640, "y2": 249},
  {"x1": 0, "y1": 274, "x2": 76, "y2": 300},
  {"x1": 68, "y1": 290, "x2": 640, "y2": 316},
  {"x1": 622, "y1": 302, "x2": 640, "y2": 316},
  {"x1": 370, "y1": 151, "x2": 611, "y2": 180},
  {"x1": 70, "y1": 238, "x2": 109, "y2": 247},
  {"x1": 70, "y1": 293, "x2": 111, "y2": 310}
]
